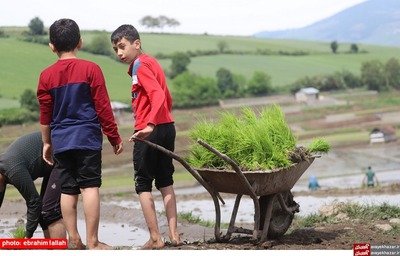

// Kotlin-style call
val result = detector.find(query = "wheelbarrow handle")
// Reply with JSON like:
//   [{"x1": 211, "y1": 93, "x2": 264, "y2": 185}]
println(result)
[
  {"x1": 197, "y1": 139, "x2": 258, "y2": 199},
  {"x1": 132, "y1": 137, "x2": 225, "y2": 205}
]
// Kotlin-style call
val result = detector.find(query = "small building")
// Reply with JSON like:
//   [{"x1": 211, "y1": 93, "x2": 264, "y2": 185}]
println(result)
[
  {"x1": 370, "y1": 125, "x2": 397, "y2": 144},
  {"x1": 295, "y1": 87, "x2": 320, "y2": 103},
  {"x1": 111, "y1": 101, "x2": 130, "y2": 124}
]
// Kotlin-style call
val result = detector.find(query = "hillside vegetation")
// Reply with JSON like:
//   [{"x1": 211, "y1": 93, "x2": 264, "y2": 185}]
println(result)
[{"x1": 0, "y1": 29, "x2": 399, "y2": 103}]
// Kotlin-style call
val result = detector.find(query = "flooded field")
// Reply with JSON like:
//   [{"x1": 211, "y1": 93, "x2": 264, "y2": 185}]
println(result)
[{"x1": 1, "y1": 142, "x2": 400, "y2": 248}]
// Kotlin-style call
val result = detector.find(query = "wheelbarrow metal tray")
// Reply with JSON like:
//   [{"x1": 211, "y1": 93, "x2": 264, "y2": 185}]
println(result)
[{"x1": 196, "y1": 157, "x2": 315, "y2": 196}]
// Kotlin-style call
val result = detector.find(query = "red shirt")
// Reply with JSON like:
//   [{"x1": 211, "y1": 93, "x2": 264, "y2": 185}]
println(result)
[
  {"x1": 37, "y1": 58, "x2": 121, "y2": 153},
  {"x1": 128, "y1": 54, "x2": 174, "y2": 130}
]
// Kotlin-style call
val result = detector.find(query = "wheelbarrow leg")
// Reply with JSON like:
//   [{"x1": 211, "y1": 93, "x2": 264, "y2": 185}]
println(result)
[
  {"x1": 224, "y1": 194, "x2": 243, "y2": 241},
  {"x1": 209, "y1": 191, "x2": 223, "y2": 242},
  {"x1": 260, "y1": 194, "x2": 276, "y2": 242}
]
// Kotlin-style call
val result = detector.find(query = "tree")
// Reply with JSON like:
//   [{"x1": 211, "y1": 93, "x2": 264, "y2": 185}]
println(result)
[
  {"x1": 158, "y1": 15, "x2": 170, "y2": 31},
  {"x1": 350, "y1": 43, "x2": 358, "y2": 54},
  {"x1": 330, "y1": 41, "x2": 338, "y2": 54},
  {"x1": 338, "y1": 70, "x2": 362, "y2": 89},
  {"x1": 171, "y1": 72, "x2": 220, "y2": 108},
  {"x1": 139, "y1": 16, "x2": 160, "y2": 31},
  {"x1": 361, "y1": 60, "x2": 386, "y2": 91},
  {"x1": 216, "y1": 68, "x2": 234, "y2": 95},
  {"x1": 318, "y1": 74, "x2": 344, "y2": 91},
  {"x1": 215, "y1": 68, "x2": 243, "y2": 98},
  {"x1": 20, "y1": 89, "x2": 39, "y2": 112},
  {"x1": 247, "y1": 71, "x2": 272, "y2": 96},
  {"x1": 139, "y1": 15, "x2": 180, "y2": 32},
  {"x1": 86, "y1": 34, "x2": 112, "y2": 56},
  {"x1": 0, "y1": 29, "x2": 8, "y2": 38},
  {"x1": 385, "y1": 58, "x2": 400, "y2": 89},
  {"x1": 28, "y1": 17, "x2": 46, "y2": 35},
  {"x1": 167, "y1": 18, "x2": 180, "y2": 30},
  {"x1": 169, "y1": 52, "x2": 191, "y2": 79},
  {"x1": 217, "y1": 41, "x2": 228, "y2": 53},
  {"x1": 232, "y1": 74, "x2": 247, "y2": 97}
]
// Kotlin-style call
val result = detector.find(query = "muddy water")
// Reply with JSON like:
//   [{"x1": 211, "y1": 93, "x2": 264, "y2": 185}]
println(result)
[
  {"x1": 1, "y1": 144, "x2": 399, "y2": 247},
  {"x1": 0, "y1": 218, "x2": 148, "y2": 248}
]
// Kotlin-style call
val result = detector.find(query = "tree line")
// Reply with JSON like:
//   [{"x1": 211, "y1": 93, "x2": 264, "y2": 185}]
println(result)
[{"x1": 288, "y1": 58, "x2": 400, "y2": 94}]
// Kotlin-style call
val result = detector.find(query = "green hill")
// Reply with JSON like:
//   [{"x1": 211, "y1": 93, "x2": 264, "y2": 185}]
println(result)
[{"x1": 0, "y1": 30, "x2": 398, "y2": 103}]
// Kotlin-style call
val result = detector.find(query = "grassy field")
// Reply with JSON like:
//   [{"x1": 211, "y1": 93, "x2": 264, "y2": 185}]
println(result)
[{"x1": 1, "y1": 28, "x2": 400, "y2": 102}]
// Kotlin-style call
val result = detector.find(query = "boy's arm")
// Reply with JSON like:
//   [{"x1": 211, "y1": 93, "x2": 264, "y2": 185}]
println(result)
[
  {"x1": 90, "y1": 65, "x2": 123, "y2": 147},
  {"x1": 137, "y1": 65, "x2": 166, "y2": 125},
  {"x1": 40, "y1": 124, "x2": 54, "y2": 165},
  {"x1": 37, "y1": 76, "x2": 55, "y2": 165},
  {"x1": 8, "y1": 168, "x2": 42, "y2": 238}
]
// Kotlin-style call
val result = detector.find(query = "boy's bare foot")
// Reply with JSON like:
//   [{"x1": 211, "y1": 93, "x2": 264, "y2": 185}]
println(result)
[
  {"x1": 141, "y1": 238, "x2": 165, "y2": 250},
  {"x1": 169, "y1": 232, "x2": 182, "y2": 246},
  {"x1": 88, "y1": 241, "x2": 112, "y2": 250},
  {"x1": 68, "y1": 239, "x2": 86, "y2": 250}
]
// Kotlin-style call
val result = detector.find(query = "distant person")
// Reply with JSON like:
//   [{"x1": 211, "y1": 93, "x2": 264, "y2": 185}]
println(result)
[
  {"x1": 37, "y1": 18, "x2": 123, "y2": 249},
  {"x1": 111, "y1": 24, "x2": 180, "y2": 249},
  {"x1": 362, "y1": 166, "x2": 379, "y2": 188},
  {"x1": 0, "y1": 131, "x2": 65, "y2": 239},
  {"x1": 308, "y1": 175, "x2": 320, "y2": 191}
]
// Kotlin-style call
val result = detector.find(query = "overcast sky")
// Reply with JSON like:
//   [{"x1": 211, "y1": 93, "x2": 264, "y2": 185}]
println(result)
[{"x1": 1, "y1": 0, "x2": 367, "y2": 36}]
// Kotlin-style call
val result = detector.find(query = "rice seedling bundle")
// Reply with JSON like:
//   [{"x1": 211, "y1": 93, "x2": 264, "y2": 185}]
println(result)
[{"x1": 187, "y1": 104, "x2": 329, "y2": 171}]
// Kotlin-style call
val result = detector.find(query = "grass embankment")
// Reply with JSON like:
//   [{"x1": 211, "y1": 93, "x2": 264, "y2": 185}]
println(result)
[
  {"x1": 292, "y1": 202, "x2": 400, "y2": 235},
  {"x1": 176, "y1": 201, "x2": 400, "y2": 233}
]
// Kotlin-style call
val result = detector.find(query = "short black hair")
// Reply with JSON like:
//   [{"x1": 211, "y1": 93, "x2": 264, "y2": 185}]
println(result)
[
  {"x1": 49, "y1": 18, "x2": 81, "y2": 52},
  {"x1": 111, "y1": 24, "x2": 140, "y2": 44}
]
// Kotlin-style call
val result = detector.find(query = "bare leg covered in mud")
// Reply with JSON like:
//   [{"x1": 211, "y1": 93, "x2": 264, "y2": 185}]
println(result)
[
  {"x1": 160, "y1": 185, "x2": 181, "y2": 246},
  {"x1": 61, "y1": 194, "x2": 86, "y2": 250},
  {"x1": 81, "y1": 187, "x2": 112, "y2": 250},
  {"x1": 61, "y1": 188, "x2": 112, "y2": 250},
  {"x1": 139, "y1": 191, "x2": 165, "y2": 249},
  {"x1": 43, "y1": 219, "x2": 66, "y2": 238}
]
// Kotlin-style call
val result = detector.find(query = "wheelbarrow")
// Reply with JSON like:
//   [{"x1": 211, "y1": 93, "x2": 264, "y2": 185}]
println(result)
[{"x1": 134, "y1": 137, "x2": 316, "y2": 243}]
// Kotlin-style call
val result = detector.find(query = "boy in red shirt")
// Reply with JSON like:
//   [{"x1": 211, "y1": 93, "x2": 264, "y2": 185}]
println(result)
[
  {"x1": 37, "y1": 18, "x2": 123, "y2": 249},
  {"x1": 111, "y1": 24, "x2": 180, "y2": 249}
]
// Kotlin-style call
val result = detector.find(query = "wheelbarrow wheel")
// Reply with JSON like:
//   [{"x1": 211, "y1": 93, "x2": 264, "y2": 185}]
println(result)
[{"x1": 258, "y1": 191, "x2": 297, "y2": 239}]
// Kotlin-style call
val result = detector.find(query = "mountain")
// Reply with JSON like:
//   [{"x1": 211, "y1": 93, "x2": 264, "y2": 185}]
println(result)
[{"x1": 254, "y1": 0, "x2": 400, "y2": 47}]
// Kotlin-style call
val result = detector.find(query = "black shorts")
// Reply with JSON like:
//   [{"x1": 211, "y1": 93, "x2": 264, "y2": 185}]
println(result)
[
  {"x1": 39, "y1": 167, "x2": 62, "y2": 230},
  {"x1": 133, "y1": 123, "x2": 175, "y2": 194},
  {"x1": 54, "y1": 150, "x2": 102, "y2": 195}
]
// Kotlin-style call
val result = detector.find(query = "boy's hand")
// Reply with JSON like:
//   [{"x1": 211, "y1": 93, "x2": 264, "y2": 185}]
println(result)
[
  {"x1": 113, "y1": 142, "x2": 123, "y2": 155},
  {"x1": 0, "y1": 173, "x2": 5, "y2": 192},
  {"x1": 42, "y1": 143, "x2": 54, "y2": 165},
  {"x1": 129, "y1": 124, "x2": 154, "y2": 142}
]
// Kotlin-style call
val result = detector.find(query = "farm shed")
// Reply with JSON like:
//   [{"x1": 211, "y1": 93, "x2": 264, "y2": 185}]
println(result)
[
  {"x1": 111, "y1": 101, "x2": 130, "y2": 124},
  {"x1": 370, "y1": 125, "x2": 397, "y2": 144},
  {"x1": 295, "y1": 87, "x2": 320, "y2": 102}
]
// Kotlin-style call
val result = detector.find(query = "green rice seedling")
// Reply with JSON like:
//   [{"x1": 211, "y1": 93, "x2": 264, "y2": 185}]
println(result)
[
  {"x1": 307, "y1": 138, "x2": 330, "y2": 154},
  {"x1": 187, "y1": 104, "x2": 299, "y2": 171},
  {"x1": 178, "y1": 211, "x2": 226, "y2": 228},
  {"x1": 11, "y1": 227, "x2": 25, "y2": 238}
]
